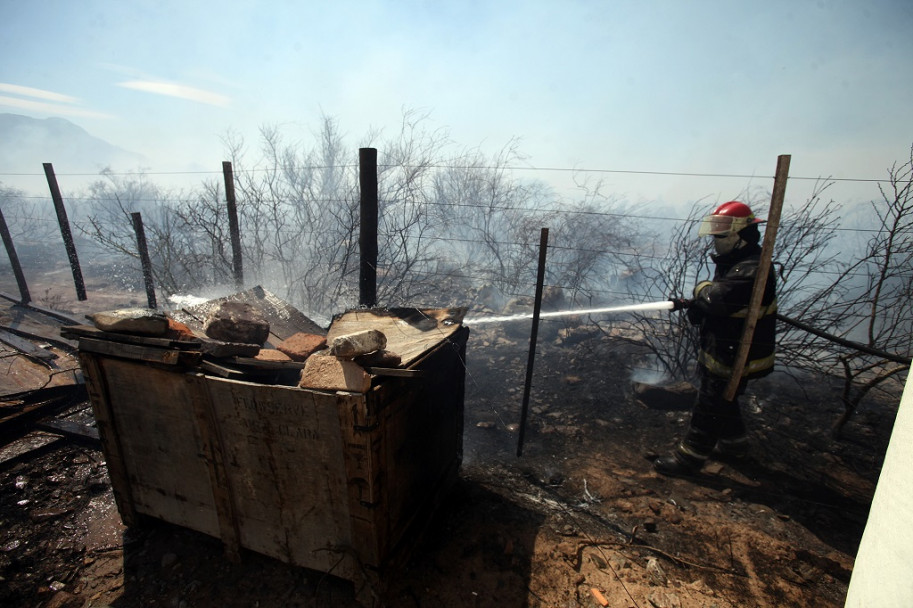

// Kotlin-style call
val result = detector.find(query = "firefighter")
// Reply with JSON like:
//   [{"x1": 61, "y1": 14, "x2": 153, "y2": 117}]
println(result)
[{"x1": 655, "y1": 201, "x2": 777, "y2": 477}]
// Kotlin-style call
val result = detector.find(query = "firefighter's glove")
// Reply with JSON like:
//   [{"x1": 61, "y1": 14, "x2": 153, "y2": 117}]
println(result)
[
  {"x1": 693, "y1": 281, "x2": 713, "y2": 299},
  {"x1": 669, "y1": 298, "x2": 690, "y2": 311}
]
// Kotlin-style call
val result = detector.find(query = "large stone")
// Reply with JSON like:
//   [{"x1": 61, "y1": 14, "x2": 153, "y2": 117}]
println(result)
[
  {"x1": 203, "y1": 302, "x2": 270, "y2": 345},
  {"x1": 277, "y1": 332, "x2": 327, "y2": 362},
  {"x1": 328, "y1": 329, "x2": 386, "y2": 359},
  {"x1": 298, "y1": 352, "x2": 372, "y2": 392},
  {"x1": 166, "y1": 318, "x2": 198, "y2": 341},
  {"x1": 354, "y1": 349, "x2": 402, "y2": 368},
  {"x1": 88, "y1": 308, "x2": 169, "y2": 336},
  {"x1": 254, "y1": 348, "x2": 292, "y2": 362}
]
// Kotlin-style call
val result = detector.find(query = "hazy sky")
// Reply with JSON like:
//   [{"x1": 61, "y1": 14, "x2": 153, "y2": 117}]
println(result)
[{"x1": 1, "y1": 0, "x2": 912, "y2": 204}]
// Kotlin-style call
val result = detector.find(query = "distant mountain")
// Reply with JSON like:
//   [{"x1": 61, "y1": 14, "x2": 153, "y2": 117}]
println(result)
[{"x1": 0, "y1": 113, "x2": 146, "y2": 178}]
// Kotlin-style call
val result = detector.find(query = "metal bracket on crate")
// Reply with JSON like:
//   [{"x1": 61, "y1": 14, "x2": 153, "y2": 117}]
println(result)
[
  {"x1": 349, "y1": 400, "x2": 380, "y2": 432},
  {"x1": 350, "y1": 478, "x2": 380, "y2": 509}
]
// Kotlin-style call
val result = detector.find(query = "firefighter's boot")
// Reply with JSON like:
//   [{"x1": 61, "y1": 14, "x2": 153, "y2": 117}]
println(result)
[
  {"x1": 653, "y1": 448, "x2": 704, "y2": 477},
  {"x1": 715, "y1": 435, "x2": 749, "y2": 459}
]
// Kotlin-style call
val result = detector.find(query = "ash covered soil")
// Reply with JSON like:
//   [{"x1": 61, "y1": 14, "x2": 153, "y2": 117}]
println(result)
[{"x1": 0, "y1": 300, "x2": 898, "y2": 608}]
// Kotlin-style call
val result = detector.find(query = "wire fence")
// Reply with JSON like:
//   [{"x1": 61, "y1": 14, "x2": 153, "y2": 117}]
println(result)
[
  {"x1": 0, "y1": 162, "x2": 898, "y2": 183},
  {"x1": 0, "y1": 222, "x2": 884, "y2": 305},
  {"x1": 0, "y1": 204, "x2": 886, "y2": 287},
  {"x1": 0, "y1": 157, "x2": 901, "y2": 319},
  {"x1": 0, "y1": 194, "x2": 889, "y2": 233}
]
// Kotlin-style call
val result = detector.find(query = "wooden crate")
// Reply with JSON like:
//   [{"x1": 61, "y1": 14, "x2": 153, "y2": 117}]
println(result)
[{"x1": 77, "y1": 323, "x2": 467, "y2": 584}]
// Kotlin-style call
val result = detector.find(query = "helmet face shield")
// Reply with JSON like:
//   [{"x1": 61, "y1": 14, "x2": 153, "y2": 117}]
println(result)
[
  {"x1": 698, "y1": 214, "x2": 740, "y2": 236},
  {"x1": 698, "y1": 212, "x2": 762, "y2": 237}
]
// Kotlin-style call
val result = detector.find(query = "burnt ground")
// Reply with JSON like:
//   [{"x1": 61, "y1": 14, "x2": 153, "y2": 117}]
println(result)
[{"x1": 0, "y1": 281, "x2": 900, "y2": 608}]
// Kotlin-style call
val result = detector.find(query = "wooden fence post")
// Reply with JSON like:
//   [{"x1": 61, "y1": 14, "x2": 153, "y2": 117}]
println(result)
[
  {"x1": 222, "y1": 160, "x2": 244, "y2": 288},
  {"x1": 517, "y1": 227, "x2": 550, "y2": 457},
  {"x1": 724, "y1": 154, "x2": 790, "y2": 401},
  {"x1": 222, "y1": 162, "x2": 243, "y2": 288},
  {"x1": 131, "y1": 212, "x2": 157, "y2": 309},
  {"x1": 43, "y1": 163, "x2": 87, "y2": 301},
  {"x1": 359, "y1": 148, "x2": 378, "y2": 307},
  {"x1": 0, "y1": 205, "x2": 31, "y2": 304}
]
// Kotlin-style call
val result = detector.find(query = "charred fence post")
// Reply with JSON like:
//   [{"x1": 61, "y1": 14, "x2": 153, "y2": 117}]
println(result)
[
  {"x1": 43, "y1": 163, "x2": 87, "y2": 301},
  {"x1": 359, "y1": 148, "x2": 378, "y2": 307},
  {"x1": 131, "y1": 212, "x2": 157, "y2": 309},
  {"x1": 222, "y1": 161, "x2": 244, "y2": 289},
  {"x1": 0, "y1": 205, "x2": 31, "y2": 304},
  {"x1": 517, "y1": 227, "x2": 550, "y2": 457}
]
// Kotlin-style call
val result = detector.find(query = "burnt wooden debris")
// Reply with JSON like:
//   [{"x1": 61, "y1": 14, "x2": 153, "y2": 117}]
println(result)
[
  {"x1": 0, "y1": 385, "x2": 89, "y2": 446},
  {"x1": 60, "y1": 287, "x2": 468, "y2": 598},
  {"x1": 0, "y1": 327, "x2": 59, "y2": 363},
  {"x1": 0, "y1": 294, "x2": 94, "y2": 464},
  {"x1": 35, "y1": 418, "x2": 100, "y2": 444}
]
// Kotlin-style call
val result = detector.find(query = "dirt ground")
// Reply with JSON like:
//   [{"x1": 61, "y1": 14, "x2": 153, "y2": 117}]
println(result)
[{"x1": 0, "y1": 280, "x2": 900, "y2": 608}]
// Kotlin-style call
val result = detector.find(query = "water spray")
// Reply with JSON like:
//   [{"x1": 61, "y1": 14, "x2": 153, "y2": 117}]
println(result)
[{"x1": 464, "y1": 300, "x2": 675, "y2": 325}]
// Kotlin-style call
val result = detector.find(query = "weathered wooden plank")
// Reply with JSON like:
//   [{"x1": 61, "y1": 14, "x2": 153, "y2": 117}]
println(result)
[
  {"x1": 327, "y1": 308, "x2": 466, "y2": 368},
  {"x1": 78, "y1": 352, "x2": 137, "y2": 525},
  {"x1": 199, "y1": 358, "x2": 301, "y2": 386},
  {"x1": 229, "y1": 356, "x2": 305, "y2": 370},
  {"x1": 0, "y1": 293, "x2": 83, "y2": 326},
  {"x1": 0, "y1": 433, "x2": 63, "y2": 467},
  {"x1": 199, "y1": 360, "x2": 255, "y2": 380},
  {"x1": 0, "y1": 328, "x2": 57, "y2": 361},
  {"x1": 35, "y1": 419, "x2": 100, "y2": 444},
  {"x1": 77, "y1": 336, "x2": 201, "y2": 367},
  {"x1": 187, "y1": 373, "x2": 241, "y2": 562},
  {"x1": 79, "y1": 337, "x2": 180, "y2": 365},
  {"x1": 0, "y1": 296, "x2": 82, "y2": 353},
  {"x1": 0, "y1": 384, "x2": 88, "y2": 444},
  {"x1": 336, "y1": 390, "x2": 384, "y2": 566},
  {"x1": 92, "y1": 356, "x2": 219, "y2": 535},
  {"x1": 0, "y1": 343, "x2": 80, "y2": 396},
  {"x1": 202, "y1": 377, "x2": 355, "y2": 575},
  {"x1": 0, "y1": 383, "x2": 85, "y2": 409},
  {"x1": 3, "y1": 323, "x2": 75, "y2": 354},
  {"x1": 62, "y1": 324, "x2": 200, "y2": 350}
]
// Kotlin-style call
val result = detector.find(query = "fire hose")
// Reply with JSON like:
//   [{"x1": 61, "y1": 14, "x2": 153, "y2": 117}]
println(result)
[
  {"x1": 671, "y1": 297, "x2": 910, "y2": 366},
  {"x1": 468, "y1": 298, "x2": 910, "y2": 366}
]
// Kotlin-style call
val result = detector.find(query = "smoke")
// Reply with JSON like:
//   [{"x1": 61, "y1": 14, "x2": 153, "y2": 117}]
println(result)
[
  {"x1": 629, "y1": 354, "x2": 672, "y2": 386},
  {"x1": 167, "y1": 294, "x2": 211, "y2": 309}
]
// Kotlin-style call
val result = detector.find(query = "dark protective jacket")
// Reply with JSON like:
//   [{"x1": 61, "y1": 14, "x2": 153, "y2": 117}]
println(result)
[{"x1": 686, "y1": 243, "x2": 776, "y2": 379}]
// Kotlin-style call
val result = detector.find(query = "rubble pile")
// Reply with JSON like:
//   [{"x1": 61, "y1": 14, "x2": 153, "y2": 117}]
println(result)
[{"x1": 75, "y1": 286, "x2": 447, "y2": 393}]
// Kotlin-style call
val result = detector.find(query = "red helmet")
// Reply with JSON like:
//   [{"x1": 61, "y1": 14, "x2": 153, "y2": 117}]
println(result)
[{"x1": 698, "y1": 201, "x2": 764, "y2": 237}]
